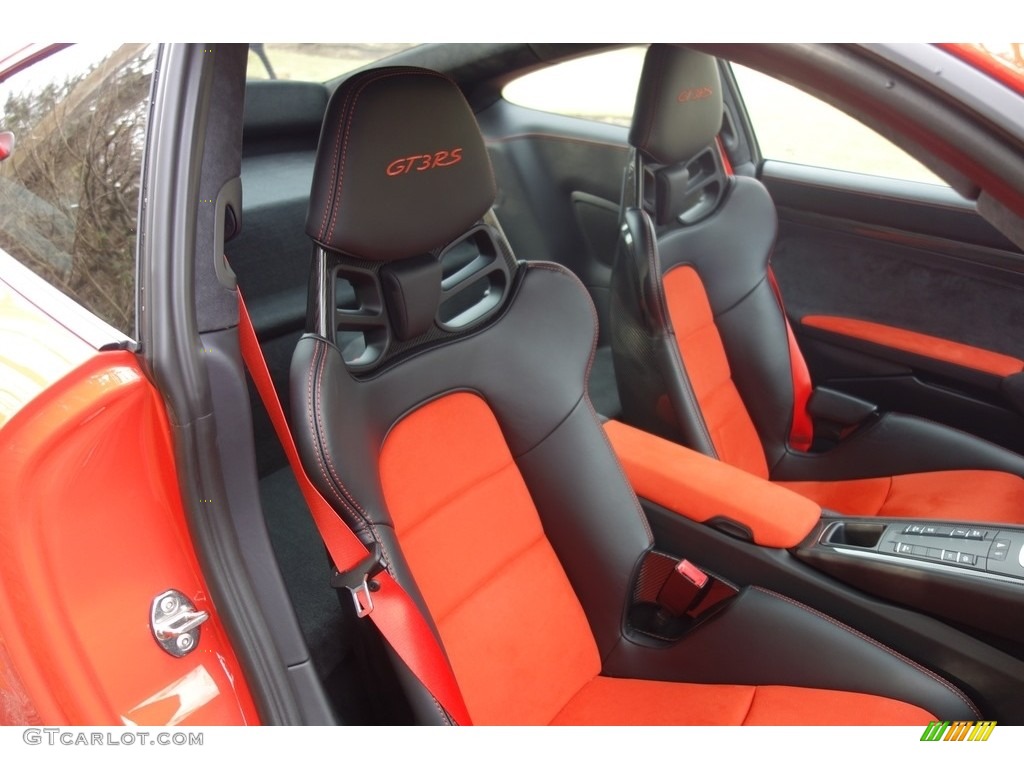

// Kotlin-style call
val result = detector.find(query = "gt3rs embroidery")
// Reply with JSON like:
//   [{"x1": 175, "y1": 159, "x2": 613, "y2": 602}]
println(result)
[
  {"x1": 676, "y1": 86, "x2": 713, "y2": 102},
  {"x1": 385, "y1": 148, "x2": 463, "y2": 176}
]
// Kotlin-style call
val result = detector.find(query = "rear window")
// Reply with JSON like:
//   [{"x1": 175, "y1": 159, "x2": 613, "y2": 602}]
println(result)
[
  {"x1": 502, "y1": 46, "x2": 646, "y2": 126},
  {"x1": 246, "y1": 44, "x2": 419, "y2": 82}
]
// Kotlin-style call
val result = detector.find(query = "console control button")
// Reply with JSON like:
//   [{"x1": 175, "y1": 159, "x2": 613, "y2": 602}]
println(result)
[
  {"x1": 903, "y1": 525, "x2": 954, "y2": 537},
  {"x1": 949, "y1": 528, "x2": 970, "y2": 538},
  {"x1": 957, "y1": 552, "x2": 977, "y2": 566},
  {"x1": 990, "y1": 540, "x2": 1011, "y2": 561},
  {"x1": 941, "y1": 550, "x2": 959, "y2": 563}
]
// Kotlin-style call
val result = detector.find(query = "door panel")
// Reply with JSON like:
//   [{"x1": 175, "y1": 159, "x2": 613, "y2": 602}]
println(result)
[
  {"x1": 0, "y1": 269, "x2": 259, "y2": 725},
  {"x1": 764, "y1": 162, "x2": 1024, "y2": 454}
]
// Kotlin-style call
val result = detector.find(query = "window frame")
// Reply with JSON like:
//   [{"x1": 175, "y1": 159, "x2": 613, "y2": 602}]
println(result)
[{"x1": 726, "y1": 60, "x2": 948, "y2": 187}]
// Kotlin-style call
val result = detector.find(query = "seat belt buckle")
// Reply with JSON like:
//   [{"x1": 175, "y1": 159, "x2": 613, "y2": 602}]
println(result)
[
  {"x1": 656, "y1": 558, "x2": 710, "y2": 616},
  {"x1": 330, "y1": 542, "x2": 384, "y2": 618}
]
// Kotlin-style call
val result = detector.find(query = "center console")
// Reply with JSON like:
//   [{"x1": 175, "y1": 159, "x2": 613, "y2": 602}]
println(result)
[
  {"x1": 796, "y1": 518, "x2": 1024, "y2": 643},
  {"x1": 604, "y1": 417, "x2": 1024, "y2": 719}
]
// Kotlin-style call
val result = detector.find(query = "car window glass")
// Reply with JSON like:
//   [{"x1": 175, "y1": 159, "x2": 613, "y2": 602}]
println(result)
[
  {"x1": 246, "y1": 44, "x2": 420, "y2": 82},
  {"x1": 0, "y1": 44, "x2": 156, "y2": 338},
  {"x1": 502, "y1": 46, "x2": 647, "y2": 126},
  {"x1": 731, "y1": 63, "x2": 946, "y2": 185}
]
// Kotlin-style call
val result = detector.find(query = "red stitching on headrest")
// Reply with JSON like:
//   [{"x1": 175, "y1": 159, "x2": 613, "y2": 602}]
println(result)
[
  {"x1": 313, "y1": 66, "x2": 496, "y2": 257},
  {"x1": 326, "y1": 68, "x2": 454, "y2": 247}
]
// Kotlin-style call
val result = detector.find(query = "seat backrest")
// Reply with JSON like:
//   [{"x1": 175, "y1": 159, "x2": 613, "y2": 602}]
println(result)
[
  {"x1": 610, "y1": 45, "x2": 810, "y2": 476},
  {"x1": 290, "y1": 66, "x2": 653, "y2": 724}
]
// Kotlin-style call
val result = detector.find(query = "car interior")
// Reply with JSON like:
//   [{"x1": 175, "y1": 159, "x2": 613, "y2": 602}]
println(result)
[
  {"x1": 610, "y1": 45, "x2": 1024, "y2": 524},
  {"x1": 176, "y1": 43, "x2": 1024, "y2": 724}
]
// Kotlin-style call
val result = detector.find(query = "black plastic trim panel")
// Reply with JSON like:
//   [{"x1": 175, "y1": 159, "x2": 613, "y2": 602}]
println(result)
[
  {"x1": 796, "y1": 517, "x2": 1024, "y2": 646},
  {"x1": 139, "y1": 43, "x2": 301, "y2": 725},
  {"x1": 201, "y1": 328, "x2": 336, "y2": 724},
  {"x1": 763, "y1": 161, "x2": 1023, "y2": 255}
]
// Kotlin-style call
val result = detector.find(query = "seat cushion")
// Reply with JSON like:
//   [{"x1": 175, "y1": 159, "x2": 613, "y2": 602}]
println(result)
[
  {"x1": 550, "y1": 676, "x2": 934, "y2": 725},
  {"x1": 777, "y1": 469, "x2": 1024, "y2": 522}
]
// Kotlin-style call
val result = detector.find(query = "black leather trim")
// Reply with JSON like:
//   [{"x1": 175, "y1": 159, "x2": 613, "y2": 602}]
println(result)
[
  {"x1": 517, "y1": 399, "x2": 653, "y2": 658},
  {"x1": 291, "y1": 264, "x2": 607, "y2": 527},
  {"x1": 645, "y1": 502, "x2": 1024, "y2": 721},
  {"x1": 633, "y1": 207, "x2": 668, "y2": 332},
  {"x1": 629, "y1": 45, "x2": 723, "y2": 166},
  {"x1": 657, "y1": 334, "x2": 718, "y2": 459},
  {"x1": 605, "y1": 586, "x2": 980, "y2": 720},
  {"x1": 772, "y1": 411, "x2": 1024, "y2": 480},
  {"x1": 647, "y1": 179, "x2": 792, "y2": 462},
  {"x1": 714, "y1": 277, "x2": 797, "y2": 469},
  {"x1": 305, "y1": 67, "x2": 496, "y2": 260},
  {"x1": 656, "y1": 177, "x2": 778, "y2": 314},
  {"x1": 609, "y1": 219, "x2": 681, "y2": 443},
  {"x1": 381, "y1": 255, "x2": 442, "y2": 341},
  {"x1": 610, "y1": 207, "x2": 718, "y2": 456}
]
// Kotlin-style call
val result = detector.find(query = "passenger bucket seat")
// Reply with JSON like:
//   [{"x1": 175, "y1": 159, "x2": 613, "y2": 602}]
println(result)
[
  {"x1": 289, "y1": 64, "x2": 978, "y2": 724},
  {"x1": 609, "y1": 44, "x2": 1024, "y2": 523}
]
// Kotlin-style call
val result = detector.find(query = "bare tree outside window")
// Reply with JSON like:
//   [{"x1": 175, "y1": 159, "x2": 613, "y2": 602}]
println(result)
[{"x1": 0, "y1": 44, "x2": 154, "y2": 337}]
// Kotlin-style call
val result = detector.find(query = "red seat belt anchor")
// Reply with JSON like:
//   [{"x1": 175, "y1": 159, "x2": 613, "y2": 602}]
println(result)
[{"x1": 330, "y1": 542, "x2": 384, "y2": 618}]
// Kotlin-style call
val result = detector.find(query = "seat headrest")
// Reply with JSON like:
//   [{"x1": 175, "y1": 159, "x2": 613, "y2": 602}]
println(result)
[
  {"x1": 629, "y1": 46, "x2": 723, "y2": 165},
  {"x1": 305, "y1": 67, "x2": 496, "y2": 261}
]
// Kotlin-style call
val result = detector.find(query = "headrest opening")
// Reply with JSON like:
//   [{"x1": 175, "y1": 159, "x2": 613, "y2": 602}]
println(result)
[
  {"x1": 305, "y1": 67, "x2": 497, "y2": 262},
  {"x1": 644, "y1": 146, "x2": 728, "y2": 226},
  {"x1": 437, "y1": 227, "x2": 510, "y2": 331},
  {"x1": 318, "y1": 224, "x2": 514, "y2": 373}
]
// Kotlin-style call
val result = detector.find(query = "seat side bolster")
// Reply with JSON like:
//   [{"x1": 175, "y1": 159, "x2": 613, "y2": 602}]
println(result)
[
  {"x1": 603, "y1": 585, "x2": 981, "y2": 721},
  {"x1": 772, "y1": 411, "x2": 1024, "y2": 481},
  {"x1": 609, "y1": 207, "x2": 721, "y2": 457},
  {"x1": 518, "y1": 402, "x2": 654, "y2": 661}
]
